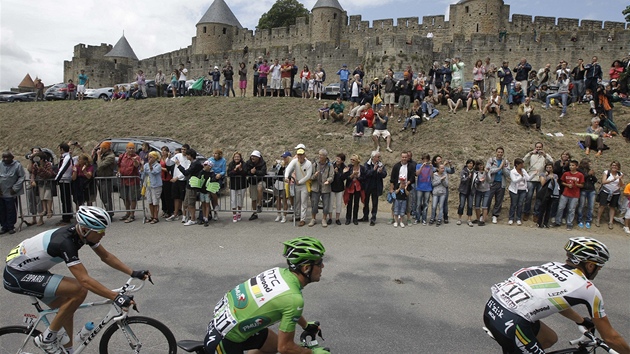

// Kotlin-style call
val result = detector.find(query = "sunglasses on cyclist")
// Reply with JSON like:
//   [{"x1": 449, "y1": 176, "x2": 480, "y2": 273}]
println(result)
[{"x1": 313, "y1": 259, "x2": 324, "y2": 267}]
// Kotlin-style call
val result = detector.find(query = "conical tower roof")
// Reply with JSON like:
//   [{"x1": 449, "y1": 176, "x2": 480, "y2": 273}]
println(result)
[
  {"x1": 312, "y1": 0, "x2": 344, "y2": 11},
  {"x1": 197, "y1": 0, "x2": 243, "y2": 28},
  {"x1": 18, "y1": 73, "x2": 35, "y2": 88},
  {"x1": 104, "y1": 35, "x2": 138, "y2": 60}
]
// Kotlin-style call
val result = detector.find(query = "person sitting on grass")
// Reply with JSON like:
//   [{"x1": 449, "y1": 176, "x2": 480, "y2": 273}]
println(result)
[
  {"x1": 422, "y1": 90, "x2": 440, "y2": 120},
  {"x1": 517, "y1": 97, "x2": 542, "y2": 131},
  {"x1": 584, "y1": 117, "x2": 608, "y2": 156},
  {"x1": 401, "y1": 99, "x2": 422, "y2": 134},
  {"x1": 465, "y1": 85, "x2": 483, "y2": 113},
  {"x1": 318, "y1": 102, "x2": 330, "y2": 122},
  {"x1": 481, "y1": 88, "x2": 501, "y2": 122},
  {"x1": 330, "y1": 96, "x2": 345, "y2": 122},
  {"x1": 353, "y1": 103, "x2": 374, "y2": 137},
  {"x1": 508, "y1": 81, "x2": 525, "y2": 109},
  {"x1": 447, "y1": 85, "x2": 465, "y2": 114}
]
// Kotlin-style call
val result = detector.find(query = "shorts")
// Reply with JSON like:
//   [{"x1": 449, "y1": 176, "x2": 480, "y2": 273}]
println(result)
[
  {"x1": 625, "y1": 199, "x2": 630, "y2": 219},
  {"x1": 119, "y1": 184, "x2": 141, "y2": 201},
  {"x1": 172, "y1": 180, "x2": 187, "y2": 200},
  {"x1": 146, "y1": 186, "x2": 162, "y2": 205},
  {"x1": 3, "y1": 266, "x2": 63, "y2": 305},
  {"x1": 77, "y1": 85, "x2": 86, "y2": 94},
  {"x1": 483, "y1": 297, "x2": 543, "y2": 354},
  {"x1": 258, "y1": 77, "x2": 267, "y2": 87},
  {"x1": 38, "y1": 184, "x2": 53, "y2": 201},
  {"x1": 597, "y1": 190, "x2": 619, "y2": 207},
  {"x1": 199, "y1": 193, "x2": 211, "y2": 204},
  {"x1": 350, "y1": 96, "x2": 360, "y2": 103},
  {"x1": 239, "y1": 80, "x2": 247, "y2": 89},
  {"x1": 398, "y1": 95, "x2": 411, "y2": 110},
  {"x1": 204, "y1": 321, "x2": 269, "y2": 354},
  {"x1": 383, "y1": 92, "x2": 395, "y2": 105},
  {"x1": 249, "y1": 181, "x2": 266, "y2": 201},
  {"x1": 270, "y1": 78, "x2": 282, "y2": 90},
  {"x1": 184, "y1": 188, "x2": 198, "y2": 208},
  {"x1": 230, "y1": 189, "x2": 245, "y2": 209},
  {"x1": 281, "y1": 77, "x2": 291, "y2": 89},
  {"x1": 373, "y1": 129, "x2": 391, "y2": 138}
]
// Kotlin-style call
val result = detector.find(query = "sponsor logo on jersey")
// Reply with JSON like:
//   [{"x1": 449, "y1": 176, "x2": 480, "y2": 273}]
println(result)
[
  {"x1": 17, "y1": 257, "x2": 40, "y2": 268},
  {"x1": 239, "y1": 316, "x2": 271, "y2": 333},
  {"x1": 247, "y1": 268, "x2": 291, "y2": 308},
  {"x1": 230, "y1": 284, "x2": 249, "y2": 309},
  {"x1": 528, "y1": 305, "x2": 550, "y2": 318},
  {"x1": 20, "y1": 274, "x2": 46, "y2": 283}
]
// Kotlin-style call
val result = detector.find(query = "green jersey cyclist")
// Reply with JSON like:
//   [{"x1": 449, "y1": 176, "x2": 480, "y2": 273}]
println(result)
[
  {"x1": 483, "y1": 237, "x2": 629, "y2": 354},
  {"x1": 203, "y1": 236, "x2": 329, "y2": 354},
  {"x1": 3, "y1": 206, "x2": 150, "y2": 354}
]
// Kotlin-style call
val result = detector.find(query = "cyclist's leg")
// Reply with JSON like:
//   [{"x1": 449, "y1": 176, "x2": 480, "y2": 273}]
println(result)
[
  {"x1": 483, "y1": 297, "x2": 546, "y2": 354},
  {"x1": 46, "y1": 276, "x2": 88, "y2": 343},
  {"x1": 535, "y1": 321, "x2": 558, "y2": 349},
  {"x1": 243, "y1": 328, "x2": 275, "y2": 354}
]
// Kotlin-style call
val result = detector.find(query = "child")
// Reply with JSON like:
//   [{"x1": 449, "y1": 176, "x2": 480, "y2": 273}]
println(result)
[
  {"x1": 318, "y1": 102, "x2": 330, "y2": 122},
  {"x1": 554, "y1": 160, "x2": 584, "y2": 230},
  {"x1": 430, "y1": 164, "x2": 448, "y2": 226},
  {"x1": 393, "y1": 176, "x2": 409, "y2": 228},
  {"x1": 457, "y1": 159, "x2": 475, "y2": 226},
  {"x1": 472, "y1": 160, "x2": 490, "y2": 226},
  {"x1": 308, "y1": 77, "x2": 315, "y2": 99},
  {"x1": 582, "y1": 88, "x2": 595, "y2": 115},
  {"x1": 198, "y1": 161, "x2": 218, "y2": 226}
]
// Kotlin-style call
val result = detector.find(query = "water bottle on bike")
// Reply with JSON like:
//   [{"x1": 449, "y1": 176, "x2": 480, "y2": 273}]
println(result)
[{"x1": 75, "y1": 321, "x2": 94, "y2": 344}]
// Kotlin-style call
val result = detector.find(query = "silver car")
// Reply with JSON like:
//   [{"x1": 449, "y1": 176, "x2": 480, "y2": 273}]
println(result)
[{"x1": 84, "y1": 87, "x2": 114, "y2": 100}]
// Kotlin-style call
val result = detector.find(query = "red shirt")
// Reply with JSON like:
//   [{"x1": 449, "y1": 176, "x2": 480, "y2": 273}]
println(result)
[
  {"x1": 160, "y1": 159, "x2": 172, "y2": 181},
  {"x1": 281, "y1": 64, "x2": 292, "y2": 78},
  {"x1": 560, "y1": 171, "x2": 584, "y2": 198},
  {"x1": 361, "y1": 108, "x2": 375, "y2": 128},
  {"x1": 118, "y1": 153, "x2": 141, "y2": 186}
]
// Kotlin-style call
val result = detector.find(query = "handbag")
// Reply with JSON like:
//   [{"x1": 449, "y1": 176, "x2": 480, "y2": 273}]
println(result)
[{"x1": 373, "y1": 93, "x2": 382, "y2": 105}]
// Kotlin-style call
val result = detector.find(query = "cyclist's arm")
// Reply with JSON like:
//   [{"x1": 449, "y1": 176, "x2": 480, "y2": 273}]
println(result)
[
  {"x1": 92, "y1": 244, "x2": 134, "y2": 279},
  {"x1": 558, "y1": 308, "x2": 584, "y2": 323},
  {"x1": 68, "y1": 263, "x2": 118, "y2": 300},
  {"x1": 277, "y1": 330, "x2": 312, "y2": 354},
  {"x1": 593, "y1": 316, "x2": 630, "y2": 354}
]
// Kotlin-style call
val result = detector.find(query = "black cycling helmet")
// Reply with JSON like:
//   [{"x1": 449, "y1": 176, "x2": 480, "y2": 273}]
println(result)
[{"x1": 564, "y1": 237, "x2": 610, "y2": 267}]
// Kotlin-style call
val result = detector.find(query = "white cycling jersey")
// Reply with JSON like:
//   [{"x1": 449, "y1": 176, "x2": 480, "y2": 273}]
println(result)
[{"x1": 491, "y1": 261, "x2": 605, "y2": 322}]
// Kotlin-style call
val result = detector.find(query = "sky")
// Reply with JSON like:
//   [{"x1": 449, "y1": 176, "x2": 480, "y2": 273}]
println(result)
[{"x1": 0, "y1": 0, "x2": 627, "y2": 90}]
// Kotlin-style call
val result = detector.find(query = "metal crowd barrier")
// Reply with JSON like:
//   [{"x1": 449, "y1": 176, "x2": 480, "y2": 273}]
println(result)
[{"x1": 17, "y1": 176, "x2": 146, "y2": 231}]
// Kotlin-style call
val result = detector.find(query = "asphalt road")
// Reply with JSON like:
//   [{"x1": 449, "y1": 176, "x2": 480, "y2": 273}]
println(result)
[{"x1": 1, "y1": 214, "x2": 628, "y2": 353}]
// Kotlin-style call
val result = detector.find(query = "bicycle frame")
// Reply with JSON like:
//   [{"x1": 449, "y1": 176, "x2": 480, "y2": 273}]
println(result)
[{"x1": 17, "y1": 277, "x2": 144, "y2": 354}]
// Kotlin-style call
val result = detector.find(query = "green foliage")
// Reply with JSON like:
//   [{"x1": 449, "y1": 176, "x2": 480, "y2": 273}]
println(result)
[
  {"x1": 257, "y1": 0, "x2": 310, "y2": 30},
  {"x1": 624, "y1": 5, "x2": 630, "y2": 23}
]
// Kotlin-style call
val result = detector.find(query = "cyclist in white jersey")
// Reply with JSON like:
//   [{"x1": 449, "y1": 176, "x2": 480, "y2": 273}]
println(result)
[
  {"x1": 3, "y1": 206, "x2": 150, "y2": 354},
  {"x1": 483, "y1": 237, "x2": 629, "y2": 354}
]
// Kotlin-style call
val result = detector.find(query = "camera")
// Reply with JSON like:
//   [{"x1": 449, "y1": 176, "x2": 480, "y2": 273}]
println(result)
[{"x1": 71, "y1": 141, "x2": 79, "y2": 146}]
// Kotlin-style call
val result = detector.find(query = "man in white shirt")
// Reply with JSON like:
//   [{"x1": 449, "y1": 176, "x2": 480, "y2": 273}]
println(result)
[
  {"x1": 284, "y1": 149, "x2": 312, "y2": 226},
  {"x1": 166, "y1": 144, "x2": 191, "y2": 221},
  {"x1": 269, "y1": 59, "x2": 282, "y2": 97},
  {"x1": 178, "y1": 63, "x2": 188, "y2": 98}
]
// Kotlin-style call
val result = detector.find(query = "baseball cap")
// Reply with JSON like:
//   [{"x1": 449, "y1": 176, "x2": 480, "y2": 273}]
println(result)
[
  {"x1": 294, "y1": 143, "x2": 306, "y2": 150},
  {"x1": 203, "y1": 160, "x2": 213, "y2": 166},
  {"x1": 296, "y1": 149, "x2": 305, "y2": 155},
  {"x1": 214, "y1": 66, "x2": 219, "y2": 69},
  {"x1": 281, "y1": 151, "x2": 292, "y2": 158},
  {"x1": 374, "y1": 77, "x2": 379, "y2": 80},
  {"x1": 342, "y1": 64, "x2": 347, "y2": 67},
  {"x1": 251, "y1": 150, "x2": 262, "y2": 158}
]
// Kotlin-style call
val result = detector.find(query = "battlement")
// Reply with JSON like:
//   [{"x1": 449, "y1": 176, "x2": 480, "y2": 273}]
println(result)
[
  {"x1": 73, "y1": 43, "x2": 113, "y2": 59},
  {"x1": 421, "y1": 15, "x2": 447, "y2": 29},
  {"x1": 510, "y1": 13, "x2": 628, "y2": 32}
]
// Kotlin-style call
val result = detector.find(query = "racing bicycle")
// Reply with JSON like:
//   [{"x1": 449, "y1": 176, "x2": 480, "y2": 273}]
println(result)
[
  {"x1": 0, "y1": 277, "x2": 177, "y2": 353},
  {"x1": 483, "y1": 325, "x2": 620, "y2": 353}
]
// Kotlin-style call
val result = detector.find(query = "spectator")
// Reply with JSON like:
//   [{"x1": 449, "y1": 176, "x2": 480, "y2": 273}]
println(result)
[
  {"x1": 352, "y1": 63, "x2": 364, "y2": 85},
  {"x1": 349, "y1": 74, "x2": 361, "y2": 109},
  {"x1": 159, "y1": 146, "x2": 174, "y2": 218},
  {"x1": 30, "y1": 151, "x2": 55, "y2": 225},
  {"x1": 353, "y1": 102, "x2": 374, "y2": 137},
  {"x1": 472, "y1": 160, "x2": 491, "y2": 226},
  {"x1": 472, "y1": 59, "x2": 485, "y2": 92},
  {"x1": 223, "y1": 60, "x2": 235, "y2": 97},
  {"x1": 451, "y1": 56, "x2": 465, "y2": 88},
  {"x1": 576, "y1": 158, "x2": 597, "y2": 229},
  {"x1": 252, "y1": 56, "x2": 262, "y2": 97},
  {"x1": 584, "y1": 56, "x2": 602, "y2": 103},
  {"x1": 166, "y1": 144, "x2": 190, "y2": 222},
  {"x1": 517, "y1": 97, "x2": 541, "y2": 131},
  {"x1": 176, "y1": 148, "x2": 203, "y2": 226},
  {"x1": 238, "y1": 62, "x2": 247, "y2": 97},
  {"x1": 0, "y1": 152, "x2": 25, "y2": 234},
  {"x1": 536, "y1": 162, "x2": 560, "y2": 228},
  {"x1": 430, "y1": 164, "x2": 449, "y2": 226},
  {"x1": 457, "y1": 159, "x2": 475, "y2": 227},
  {"x1": 466, "y1": 85, "x2": 483, "y2": 114},
  {"x1": 483, "y1": 57, "x2": 498, "y2": 98},
  {"x1": 413, "y1": 71, "x2": 425, "y2": 102},
  {"x1": 170, "y1": 69, "x2": 178, "y2": 98},
  {"x1": 95, "y1": 142, "x2": 115, "y2": 217},
  {"x1": 437, "y1": 81, "x2": 452, "y2": 106},
  {"x1": 244, "y1": 150, "x2": 268, "y2": 221},
  {"x1": 300, "y1": 65, "x2": 311, "y2": 99},
  {"x1": 337, "y1": 64, "x2": 350, "y2": 100},
  {"x1": 24, "y1": 148, "x2": 43, "y2": 226},
  {"x1": 178, "y1": 64, "x2": 188, "y2": 98},
  {"x1": 71, "y1": 153, "x2": 95, "y2": 209},
  {"x1": 393, "y1": 176, "x2": 410, "y2": 228},
  {"x1": 279, "y1": 58, "x2": 292, "y2": 97},
  {"x1": 624, "y1": 181, "x2": 630, "y2": 234},
  {"x1": 370, "y1": 77, "x2": 382, "y2": 111},
  {"x1": 432, "y1": 155, "x2": 456, "y2": 224},
  {"x1": 55, "y1": 143, "x2": 74, "y2": 225},
  {"x1": 290, "y1": 59, "x2": 298, "y2": 97},
  {"x1": 330, "y1": 96, "x2": 345, "y2": 122},
  {"x1": 543, "y1": 73, "x2": 570, "y2": 118},
  {"x1": 77, "y1": 69, "x2": 89, "y2": 101},
  {"x1": 401, "y1": 99, "x2": 422, "y2": 133},
  {"x1": 584, "y1": 117, "x2": 606, "y2": 156},
  {"x1": 439, "y1": 59, "x2": 452, "y2": 86},
  {"x1": 284, "y1": 148, "x2": 311, "y2": 226},
  {"x1": 497, "y1": 61, "x2": 513, "y2": 98},
  {"x1": 331, "y1": 153, "x2": 347, "y2": 225},
  {"x1": 138, "y1": 142, "x2": 150, "y2": 164},
  {"x1": 609, "y1": 60, "x2": 624, "y2": 81},
  {"x1": 257, "y1": 59, "x2": 270, "y2": 97},
  {"x1": 522, "y1": 142, "x2": 553, "y2": 223},
  {"x1": 228, "y1": 151, "x2": 247, "y2": 222},
  {"x1": 507, "y1": 158, "x2": 530, "y2": 226},
  {"x1": 526, "y1": 70, "x2": 538, "y2": 98},
  {"x1": 117, "y1": 142, "x2": 142, "y2": 223},
  {"x1": 318, "y1": 102, "x2": 330, "y2": 122},
  {"x1": 414, "y1": 153, "x2": 433, "y2": 225},
  {"x1": 273, "y1": 152, "x2": 292, "y2": 223},
  {"x1": 427, "y1": 61, "x2": 442, "y2": 94},
  {"x1": 486, "y1": 147, "x2": 510, "y2": 224},
  {"x1": 553, "y1": 160, "x2": 584, "y2": 230},
  {"x1": 136, "y1": 70, "x2": 147, "y2": 98},
  {"x1": 361, "y1": 151, "x2": 387, "y2": 226},
  {"x1": 343, "y1": 154, "x2": 365, "y2": 225},
  {"x1": 382, "y1": 70, "x2": 397, "y2": 118},
  {"x1": 447, "y1": 86, "x2": 465, "y2": 114},
  {"x1": 34, "y1": 79, "x2": 45, "y2": 101},
  {"x1": 67, "y1": 79, "x2": 76, "y2": 100},
  {"x1": 536, "y1": 83, "x2": 550, "y2": 103},
  {"x1": 508, "y1": 81, "x2": 525, "y2": 109},
  {"x1": 211, "y1": 66, "x2": 221, "y2": 96},
  {"x1": 143, "y1": 151, "x2": 163, "y2": 224},
  {"x1": 371, "y1": 108, "x2": 393, "y2": 153},
  {"x1": 481, "y1": 88, "x2": 501, "y2": 122},
  {"x1": 397, "y1": 72, "x2": 414, "y2": 121},
  {"x1": 571, "y1": 59, "x2": 586, "y2": 102},
  {"x1": 155, "y1": 69, "x2": 166, "y2": 97},
  {"x1": 313, "y1": 64, "x2": 325, "y2": 100},
  {"x1": 596, "y1": 161, "x2": 623, "y2": 230},
  {"x1": 513, "y1": 58, "x2": 532, "y2": 93},
  {"x1": 422, "y1": 89, "x2": 440, "y2": 120},
  {"x1": 309, "y1": 149, "x2": 334, "y2": 227}
]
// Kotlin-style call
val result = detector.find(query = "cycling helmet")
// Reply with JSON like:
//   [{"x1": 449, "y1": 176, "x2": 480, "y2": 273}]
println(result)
[
  {"x1": 76, "y1": 206, "x2": 112, "y2": 230},
  {"x1": 282, "y1": 237, "x2": 325, "y2": 268},
  {"x1": 564, "y1": 237, "x2": 610, "y2": 267}
]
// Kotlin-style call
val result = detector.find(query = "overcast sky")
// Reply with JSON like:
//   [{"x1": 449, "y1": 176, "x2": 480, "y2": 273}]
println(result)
[{"x1": 0, "y1": 0, "x2": 627, "y2": 90}]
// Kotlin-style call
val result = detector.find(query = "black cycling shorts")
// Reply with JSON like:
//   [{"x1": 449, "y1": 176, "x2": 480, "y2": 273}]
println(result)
[
  {"x1": 483, "y1": 297, "x2": 544, "y2": 354},
  {"x1": 3, "y1": 266, "x2": 63, "y2": 305},
  {"x1": 204, "y1": 321, "x2": 269, "y2": 354}
]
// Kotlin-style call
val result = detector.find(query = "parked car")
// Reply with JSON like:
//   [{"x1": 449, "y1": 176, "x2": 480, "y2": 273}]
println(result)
[
  {"x1": 128, "y1": 80, "x2": 158, "y2": 98},
  {"x1": 165, "y1": 79, "x2": 196, "y2": 97},
  {"x1": 0, "y1": 92, "x2": 36, "y2": 102},
  {"x1": 323, "y1": 82, "x2": 340, "y2": 98},
  {"x1": 45, "y1": 83, "x2": 69, "y2": 100},
  {"x1": 84, "y1": 87, "x2": 114, "y2": 100},
  {"x1": 263, "y1": 80, "x2": 302, "y2": 97},
  {"x1": 0, "y1": 90, "x2": 19, "y2": 96},
  {"x1": 96, "y1": 136, "x2": 206, "y2": 162}
]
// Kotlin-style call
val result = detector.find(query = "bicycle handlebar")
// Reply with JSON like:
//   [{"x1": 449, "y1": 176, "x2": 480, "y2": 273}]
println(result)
[
  {"x1": 112, "y1": 277, "x2": 147, "y2": 295},
  {"x1": 568, "y1": 326, "x2": 619, "y2": 354}
]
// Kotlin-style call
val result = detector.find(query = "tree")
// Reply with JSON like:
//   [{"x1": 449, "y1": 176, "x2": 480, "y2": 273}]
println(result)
[
  {"x1": 624, "y1": 5, "x2": 630, "y2": 23},
  {"x1": 257, "y1": 0, "x2": 309, "y2": 30}
]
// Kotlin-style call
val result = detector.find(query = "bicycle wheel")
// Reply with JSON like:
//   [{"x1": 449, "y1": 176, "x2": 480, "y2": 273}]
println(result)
[
  {"x1": 0, "y1": 326, "x2": 42, "y2": 353},
  {"x1": 98, "y1": 316, "x2": 177, "y2": 354}
]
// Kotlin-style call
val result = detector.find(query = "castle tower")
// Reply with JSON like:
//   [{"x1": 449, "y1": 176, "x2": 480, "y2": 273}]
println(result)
[
  {"x1": 311, "y1": 0, "x2": 345, "y2": 46},
  {"x1": 194, "y1": 0, "x2": 243, "y2": 55},
  {"x1": 104, "y1": 34, "x2": 139, "y2": 64},
  {"x1": 448, "y1": 0, "x2": 510, "y2": 40}
]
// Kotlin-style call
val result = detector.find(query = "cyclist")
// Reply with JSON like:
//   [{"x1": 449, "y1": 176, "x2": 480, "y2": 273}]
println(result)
[
  {"x1": 483, "y1": 237, "x2": 629, "y2": 354},
  {"x1": 3, "y1": 206, "x2": 150, "y2": 354},
  {"x1": 203, "y1": 236, "x2": 329, "y2": 354}
]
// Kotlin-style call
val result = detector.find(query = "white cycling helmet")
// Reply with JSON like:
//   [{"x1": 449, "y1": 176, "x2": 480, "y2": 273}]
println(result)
[
  {"x1": 76, "y1": 206, "x2": 112, "y2": 230},
  {"x1": 564, "y1": 237, "x2": 610, "y2": 267}
]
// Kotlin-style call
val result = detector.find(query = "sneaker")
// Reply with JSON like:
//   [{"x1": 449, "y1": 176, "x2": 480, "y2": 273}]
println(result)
[
  {"x1": 386, "y1": 147, "x2": 393, "y2": 153},
  {"x1": 443, "y1": 219, "x2": 449, "y2": 224},
  {"x1": 249, "y1": 213, "x2": 258, "y2": 221},
  {"x1": 256, "y1": 205, "x2": 262, "y2": 213},
  {"x1": 237, "y1": 213, "x2": 242, "y2": 221},
  {"x1": 566, "y1": 226, "x2": 573, "y2": 231},
  {"x1": 327, "y1": 218, "x2": 332, "y2": 225},
  {"x1": 181, "y1": 216, "x2": 188, "y2": 223},
  {"x1": 388, "y1": 218, "x2": 395, "y2": 225},
  {"x1": 508, "y1": 220, "x2": 514, "y2": 225},
  {"x1": 275, "y1": 215, "x2": 281, "y2": 222},
  {"x1": 165, "y1": 215, "x2": 176, "y2": 222},
  {"x1": 585, "y1": 222, "x2": 591, "y2": 229},
  {"x1": 336, "y1": 219, "x2": 342, "y2": 225},
  {"x1": 559, "y1": 113, "x2": 565, "y2": 118},
  {"x1": 393, "y1": 221, "x2": 398, "y2": 228},
  {"x1": 578, "y1": 222, "x2": 584, "y2": 228},
  {"x1": 322, "y1": 219, "x2": 328, "y2": 227},
  {"x1": 456, "y1": 219, "x2": 462, "y2": 225},
  {"x1": 34, "y1": 334, "x2": 65, "y2": 354},
  {"x1": 624, "y1": 226, "x2": 630, "y2": 234},
  {"x1": 232, "y1": 215, "x2": 238, "y2": 223},
  {"x1": 468, "y1": 220, "x2": 474, "y2": 227},
  {"x1": 496, "y1": 116, "x2": 501, "y2": 123},
  {"x1": 204, "y1": 221, "x2": 209, "y2": 227},
  {"x1": 400, "y1": 221, "x2": 405, "y2": 228},
  {"x1": 184, "y1": 220, "x2": 196, "y2": 226},
  {"x1": 429, "y1": 219, "x2": 435, "y2": 225},
  {"x1": 213, "y1": 211, "x2": 218, "y2": 221},
  {"x1": 281, "y1": 216, "x2": 287, "y2": 223},
  {"x1": 413, "y1": 220, "x2": 418, "y2": 225},
  {"x1": 516, "y1": 220, "x2": 522, "y2": 226},
  {"x1": 369, "y1": 221, "x2": 375, "y2": 226},
  {"x1": 480, "y1": 114, "x2": 485, "y2": 121},
  {"x1": 422, "y1": 221, "x2": 427, "y2": 226},
  {"x1": 308, "y1": 219, "x2": 316, "y2": 227},
  {"x1": 492, "y1": 216, "x2": 498, "y2": 224},
  {"x1": 478, "y1": 221, "x2": 485, "y2": 226}
]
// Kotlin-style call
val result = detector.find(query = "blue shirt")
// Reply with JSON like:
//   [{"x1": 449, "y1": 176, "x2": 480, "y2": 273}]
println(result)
[
  {"x1": 208, "y1": 157, "x2": 226, "y2": 177},
  {"x1": 337, "y1": 69, "x2": 350, "y2": 81},
  {"x1": 494, "y1": 159, "x2": 503, "y2": 182},
  {"x1": 78, "y1": 73, "x2": 88, "y2": 85}
]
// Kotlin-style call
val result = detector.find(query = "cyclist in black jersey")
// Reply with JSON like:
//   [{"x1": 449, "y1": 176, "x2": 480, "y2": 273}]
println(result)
[
  {"x1": 3, "y1": 206, "x2": 150, "y2": 354},
  {"x1": 483, "y1": 237, "x2": 629, "y2": 354}
]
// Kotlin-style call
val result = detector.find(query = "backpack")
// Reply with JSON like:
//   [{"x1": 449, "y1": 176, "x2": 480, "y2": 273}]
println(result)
[{"x1": 321, "y1": 69, "x2": 326, "y2": 83}]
